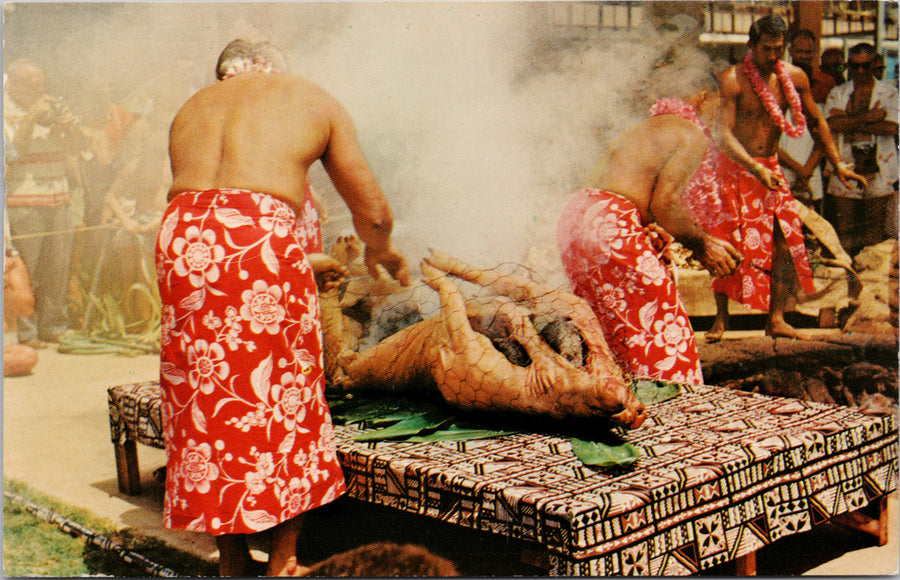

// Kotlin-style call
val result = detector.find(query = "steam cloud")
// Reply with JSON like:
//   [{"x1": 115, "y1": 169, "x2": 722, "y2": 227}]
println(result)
[{"x1": 4, "y1": 2, "x2": 710, "y2": 281}]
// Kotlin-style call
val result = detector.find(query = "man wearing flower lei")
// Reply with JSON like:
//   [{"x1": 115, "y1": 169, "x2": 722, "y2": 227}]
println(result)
[
  {"x1": 558, "y1": 71, "x2": 743, "y2": 386},
  {"x1": 708, "y1": 15, "x2": 865, "y2": 341},
  {"x1": 157, "y1": 38, "x2": 410, "y2": 576}
]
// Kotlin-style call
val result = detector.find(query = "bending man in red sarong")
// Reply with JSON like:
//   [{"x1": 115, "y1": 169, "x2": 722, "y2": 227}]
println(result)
[
  {"x1": 708, "y1": 15, "x2": 864, "y2": 341},
  {"x1": 558, "y1": 73, "x2": 743, "y2": 386},
  {"x1": 157, "y1": 38, "x2": 409, "y2": 577}
]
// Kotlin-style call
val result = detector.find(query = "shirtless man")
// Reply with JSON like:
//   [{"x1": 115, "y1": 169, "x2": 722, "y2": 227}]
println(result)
[
  {"x1": 157, "y1": 38, "x2": 409, "y2": 577},
  {"x1": 708, "y1": 15, "x2": 863, "y2": 341},
  {"x1": 558, "y1": 73, "x2": 742, "y2": 386}
]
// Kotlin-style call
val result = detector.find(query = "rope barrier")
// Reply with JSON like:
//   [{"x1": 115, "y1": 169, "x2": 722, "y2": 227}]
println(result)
[
  {"x1": 8, "y1": 224, "x2": 118, "y2": 241},
  {"x1": 3, "y1": 490, "x2": 180, "y2": 577}
]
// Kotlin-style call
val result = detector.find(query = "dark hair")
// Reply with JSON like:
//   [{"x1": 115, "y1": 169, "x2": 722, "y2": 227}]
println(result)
[
  {"x1": 748, "y1": 15, "x2": 789, "y2": 45},
  {"x1": 304, "y1": 543, "x2": 460, "y2": 577},
  {"x1": 849, "y1": 42, "x2": 877, "y2": 59},
  {"x1": 788, "y1": 28, "x2": 816, "y2": 45}
]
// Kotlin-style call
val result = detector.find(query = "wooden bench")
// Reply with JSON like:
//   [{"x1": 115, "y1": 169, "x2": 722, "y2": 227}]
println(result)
[{"x1": 108, "y1": 380, "x2": 896, "y2": 575}]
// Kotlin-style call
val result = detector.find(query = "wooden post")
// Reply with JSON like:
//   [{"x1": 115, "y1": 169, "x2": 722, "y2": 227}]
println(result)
[
  {"x1": 832, "y1": 496, "x2": 890, "y2": 546},
  {"x1": 734, "y1": 550, "x2": 757, "y2": 576},
  {"x1": 793, "y1": 1, "x2": 826, "y2": 61},
  {"x1": 114, "y1": 439, "x2": 142, "y2": 495}
]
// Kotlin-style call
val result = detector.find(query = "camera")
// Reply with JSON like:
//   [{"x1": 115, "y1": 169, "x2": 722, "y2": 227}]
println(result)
[{"x1": 37, "y1": 96, "x2": 81, "y2": 128}]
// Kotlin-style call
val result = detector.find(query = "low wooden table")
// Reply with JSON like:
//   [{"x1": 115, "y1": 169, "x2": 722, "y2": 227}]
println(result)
[{"x1": 108, "y1": 381, "x2": 897, "y2": 575}]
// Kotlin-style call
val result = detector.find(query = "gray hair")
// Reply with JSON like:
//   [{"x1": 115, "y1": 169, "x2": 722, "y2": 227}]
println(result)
[{"x1": 215, "y1": 38, "x2": 287, "y2": 80}]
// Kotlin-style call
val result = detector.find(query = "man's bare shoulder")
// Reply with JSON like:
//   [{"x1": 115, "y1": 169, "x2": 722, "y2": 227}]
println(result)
[
  {"x1": 644, "y1": 114, "x2": 706, "y2": 145},
  {"x1": 718, "y1": 65, "x2": 744, "y2": 95},
  {"x1": 782, "y1": 62, "x2": 811, "y2": 90},
  {"x1": 178, "y1": 74, "x2": 336, "y2": 114}
]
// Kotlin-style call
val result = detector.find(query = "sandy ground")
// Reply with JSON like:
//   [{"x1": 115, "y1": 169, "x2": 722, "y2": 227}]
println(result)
[{"x1": 3, "y1": 339, "x2": 898, "y2": 575}]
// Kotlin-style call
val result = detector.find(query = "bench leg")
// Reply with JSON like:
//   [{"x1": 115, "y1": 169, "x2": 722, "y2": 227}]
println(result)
[
  {"x1": 833, "y1": 495, "x2": 889, "y2": 546},
  {"x1": 114, "y1": 439, "x2": 142, "y2": 495},
  {"x1": 734, "y1": 550, "x2": 757, "y2": 576}
]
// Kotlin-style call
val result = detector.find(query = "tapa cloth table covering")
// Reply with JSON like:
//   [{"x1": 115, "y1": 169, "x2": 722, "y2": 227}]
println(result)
[
  {"x1": 108, "y1": 381, "x2": 897, "y2": 575},
  {"x1": 335, "y1": 383, "x2": 897, "y2": 576}
]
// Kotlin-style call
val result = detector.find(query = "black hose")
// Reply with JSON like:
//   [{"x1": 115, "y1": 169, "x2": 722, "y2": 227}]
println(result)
[{"x1": 4, "y1": 490, "x2": 180, "y2": 577}]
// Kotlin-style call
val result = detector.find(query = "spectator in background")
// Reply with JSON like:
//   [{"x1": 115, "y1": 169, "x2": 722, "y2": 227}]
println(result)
[
  {"x1": 787, "y1": 29, "x2": 835, "y2": 104},
  {"x1": 872, "y1": 53, "x2": 885, "y2": 81},
  {"x1": 4, "y1": 219, "x2": 39, "y2": 376},
  {"x1": 4, "y1": 58, "x2": 85, "y2": 343},
  {"x1": 825, "y1": 42, "x2": 899, "y2": 256},
  {"x1": 820, "y1": 48, "x2": 846, "y2": 86},
  {"x1": 97, "y1": 108, "x2": 171, "y2": 332},
  {"x1": 778, "y1": 28, "x2": 831, "y2": 213}
]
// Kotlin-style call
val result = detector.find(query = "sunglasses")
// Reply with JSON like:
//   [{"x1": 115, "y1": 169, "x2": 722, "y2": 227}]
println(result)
[{"x1": 848, "y1": 60, "x2": 873, "y2": 70}]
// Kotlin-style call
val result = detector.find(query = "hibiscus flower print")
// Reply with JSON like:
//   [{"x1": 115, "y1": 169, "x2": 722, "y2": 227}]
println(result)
[
  {"x1": 652, "y1": 312, "x2": 691, "y2": 357},
  {"x1": 744, "y1": 227, "x2": 762, "y2": 251},
  {"x1": 635, "y1": 251, "x2": 667, "y2": 285},
  {"x1": 180, "y1": 440, "x2": 219, "y2": 494},
  {"x1": 245, "y1": 470, "x2": 266, "y2": 495},
  {"x1": 280, "y1": 477, "x2": 312, "y2": 520},
  {"x1": 161, "y1": 305, "x2": 176, "y2": 346},
  {"x1": 172, "y1": 226, "x2": 226, "y2": 288},
  {"x1": 240, "y1": 280, "x2": 286, "y2": 334},
  {"x1": 259, "y1": 197, "x2": 296, "y2": 238},
  {"x1": 599, "y1": 283, "x2": 627, "y2": 312},
  {"x1": 187, "y1": 339, "x2": 230, "y2": 394},
  {"x1": 584, "y1": 212, "x2": 623, "y2": 264},
  {"x1": 272, "y1": 373, "x2": 314, "y2": 431}
]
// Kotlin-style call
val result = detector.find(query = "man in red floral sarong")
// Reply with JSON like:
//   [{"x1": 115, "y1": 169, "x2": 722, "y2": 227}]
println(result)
[
  {"x1": 157, "y1": 38, "x2": 409, "y2": 576},
  {"x1": 558, "y1": 74, "x2": 743, "y2": 386},
  {"x1": 708, "y1": 15, "x2": 864, "y2": 341}
]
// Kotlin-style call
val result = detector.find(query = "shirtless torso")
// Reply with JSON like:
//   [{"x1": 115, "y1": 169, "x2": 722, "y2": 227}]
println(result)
[
  {"x1": 592, "y1": 111, "x2": 740, "y2": 276},
  {"x1": 168, "y1": 71, "x2": 408, "y2": 282}
]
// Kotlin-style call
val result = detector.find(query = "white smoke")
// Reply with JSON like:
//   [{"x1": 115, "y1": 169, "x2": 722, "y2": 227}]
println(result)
[{"x1": 4, "y1": 2, "x2": 710, "y2": 279}]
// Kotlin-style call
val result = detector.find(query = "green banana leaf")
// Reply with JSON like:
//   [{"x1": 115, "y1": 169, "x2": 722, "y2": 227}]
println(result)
[
  {"x1": 407, "y1": 425, "x2": 517, "y2": 442},
  {"x1": 330, "y1": 397, "x2": 436, "y2": 425},
  {"x1": 570, "y1": 436, "x2": 642, "y2": 468},
  {"x1": 354, "y1": 410, "x2": 454, "y2": 442},
  {"x1": 631, "y1": 378, "x2": 682, "y2": 405}
]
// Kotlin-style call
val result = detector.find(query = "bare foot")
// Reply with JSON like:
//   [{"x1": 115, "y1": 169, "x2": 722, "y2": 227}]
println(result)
[
  {"x1": 705, "y1": 320, "x2": 727, "y2": 343},
  {"x1": 765, "y1": 320, "x2": 812, "y2": 340},
  {"x1": 266, "y1": 556, "x2": 307, "y2": 577}
]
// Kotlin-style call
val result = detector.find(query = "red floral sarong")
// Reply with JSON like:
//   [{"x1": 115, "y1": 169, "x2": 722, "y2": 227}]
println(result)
[
  {"x1": 155, "y1": 189, "x2": 345, "y2": 536},
  {"x1": 557, "y1": 189, "x2": 703, "y2": 385},
  {"x1": 709, "y1": 153, "x2": 816, "y2": 311}
]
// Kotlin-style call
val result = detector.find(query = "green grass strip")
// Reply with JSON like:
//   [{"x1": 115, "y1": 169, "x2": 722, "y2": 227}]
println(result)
[{"x1": 3, "y1": 478, "x2": 217, "y2": 577}]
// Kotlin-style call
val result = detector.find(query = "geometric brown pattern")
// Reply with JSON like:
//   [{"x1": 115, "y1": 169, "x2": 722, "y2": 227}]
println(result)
[
  {"x1": 108, "y1": 381, "x2": 897, "y2": 575},
  {"x1": 335, "y1": 383, "x2": 897, "y2": 575}
]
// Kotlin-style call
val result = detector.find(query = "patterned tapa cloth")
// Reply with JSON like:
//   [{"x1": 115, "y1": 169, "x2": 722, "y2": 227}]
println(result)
[
  {"x1": 710, "y1": 153, "x2": 817, "y2": 311},
  {"x1": 557, "y1": 188, "x2": 703, "y2": 385},
  {"x1": 155, "y1": 188, "x2": 345, "y2": 535},
  {"x1": 336, "y1": 383, "x2": 898, "y2": 576},
  {"x1": 106, "y1": 380, "x2": 897, "y2": 575}
]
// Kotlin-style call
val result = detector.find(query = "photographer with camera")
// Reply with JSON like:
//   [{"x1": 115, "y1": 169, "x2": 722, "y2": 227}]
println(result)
[
  {"x1": 4, "y1": 58, "x2": 85, "y2": 343},
  {"x1": 825, "y1": 43, "x2": 899, "y2": 256}
]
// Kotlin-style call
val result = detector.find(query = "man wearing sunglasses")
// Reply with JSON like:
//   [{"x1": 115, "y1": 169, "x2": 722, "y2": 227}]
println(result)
[{"x1": 825, "y1": 43, "x2": 899, "y2": 255}]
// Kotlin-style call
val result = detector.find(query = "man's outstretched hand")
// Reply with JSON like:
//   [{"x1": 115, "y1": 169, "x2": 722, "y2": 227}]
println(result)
[{"x1": 364, "y1": 242, "x2": 411, "y2": 286}]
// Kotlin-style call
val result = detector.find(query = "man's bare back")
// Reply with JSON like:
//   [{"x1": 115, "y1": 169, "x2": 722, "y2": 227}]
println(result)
[
  {"x1": 584, "y1": 103, "x2": 742, "y2": 278},
  {"x1": 170, "y1": 73, "x2": 370, "y2": 215},
  {"x1": 593, "y1": 114, "x2": 707, "y2": 222}
]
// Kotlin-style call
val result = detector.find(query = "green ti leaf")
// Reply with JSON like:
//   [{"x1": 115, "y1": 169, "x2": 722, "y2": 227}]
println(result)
[{"x1": 570, "y1": 437, "x2": 642, "y2": 468}]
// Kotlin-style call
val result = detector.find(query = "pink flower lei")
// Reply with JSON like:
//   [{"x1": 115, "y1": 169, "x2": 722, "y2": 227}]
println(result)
[
  {"x1": 742, "y1": 51, "x2": 806, "y2": 138},
  {"x1": 220, "y1": 57, "x2": 276, "y2": 80}
]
